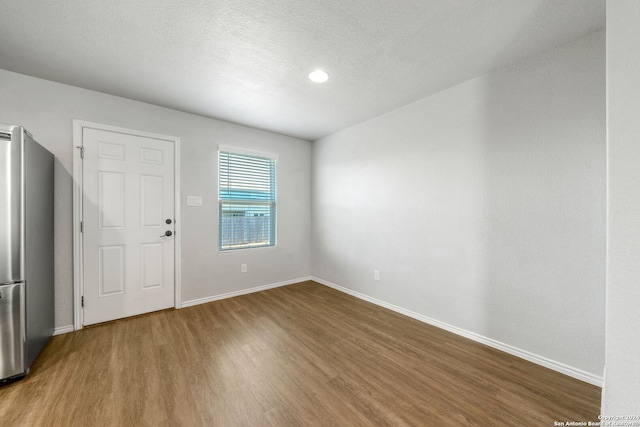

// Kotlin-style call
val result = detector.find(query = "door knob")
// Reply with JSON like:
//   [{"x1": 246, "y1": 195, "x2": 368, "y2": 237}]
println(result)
[
  {"x1": 160, "y1": 230, "x2": 173, "y2": 237},
  {"x1": 166, "y1": 219, "x2": 172, "y2": 224}
]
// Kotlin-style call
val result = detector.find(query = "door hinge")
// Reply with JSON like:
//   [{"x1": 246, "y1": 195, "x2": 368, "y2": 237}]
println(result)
[
  {"x1": 80, "y1": 221, "x2": 83, "y2": 233},
  {"x1": 81, "y1": 296, "x2": 84, "y2": 307},
  {"x1": 77, "y1": 145, "x2": 84, "y2": 158}
]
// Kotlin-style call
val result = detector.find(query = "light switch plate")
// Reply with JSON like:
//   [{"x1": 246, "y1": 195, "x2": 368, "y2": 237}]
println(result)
[{"x1": 187, "y1": 196, "x2": 203, "y2": 206}]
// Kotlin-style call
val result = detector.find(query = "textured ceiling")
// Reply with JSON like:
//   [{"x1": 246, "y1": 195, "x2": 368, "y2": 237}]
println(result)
[{"x1": 0, "y1": 0, "x2": 604, "y2": 141}]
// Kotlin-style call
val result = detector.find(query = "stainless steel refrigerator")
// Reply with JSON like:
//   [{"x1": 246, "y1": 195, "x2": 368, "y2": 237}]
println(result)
[{"x1": 0, "y1": 124, "x2": 54, "y2": 384}]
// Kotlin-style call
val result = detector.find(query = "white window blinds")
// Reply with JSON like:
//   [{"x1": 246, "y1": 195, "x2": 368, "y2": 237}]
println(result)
[{"x1": 218, "y1": 148, "x2": 277, "y2": 250}]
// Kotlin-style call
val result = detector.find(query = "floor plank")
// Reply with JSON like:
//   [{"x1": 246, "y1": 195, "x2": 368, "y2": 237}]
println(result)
[{"x1": 0, "y1": 281, "x2": 601, "y2": 426}]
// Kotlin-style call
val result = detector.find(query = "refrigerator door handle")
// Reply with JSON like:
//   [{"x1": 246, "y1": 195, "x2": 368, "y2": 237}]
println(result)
[
  {"x1": 0, "y1": 282, "x2": 25, "y2": 381},
  {"x1": 0, "y1": 126, "x2": 25, "y2": 284}
]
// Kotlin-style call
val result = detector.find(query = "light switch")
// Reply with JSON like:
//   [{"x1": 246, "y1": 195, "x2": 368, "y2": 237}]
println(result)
[{"x1": 187, "y1": 196, "x2": 203, "y2": 206}]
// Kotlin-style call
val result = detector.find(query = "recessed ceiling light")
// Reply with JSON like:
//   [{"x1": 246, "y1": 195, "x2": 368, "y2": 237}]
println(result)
[{"x1": 308, "y1": 69, "x2": 329, "y2": 83}]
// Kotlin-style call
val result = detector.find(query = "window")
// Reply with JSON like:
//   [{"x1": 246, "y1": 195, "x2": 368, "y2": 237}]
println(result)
[{"x1": 218, "y1": 146, "x2": 277, "y2": 251}]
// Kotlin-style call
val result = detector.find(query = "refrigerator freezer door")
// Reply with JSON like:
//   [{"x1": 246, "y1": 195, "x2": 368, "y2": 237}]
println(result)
[
  {"x1": 0, "y1": 126, "x2": 24, "y2": 284},
  {"x1": 0, "y1": 282, "x2": 25, "y2": 381}
]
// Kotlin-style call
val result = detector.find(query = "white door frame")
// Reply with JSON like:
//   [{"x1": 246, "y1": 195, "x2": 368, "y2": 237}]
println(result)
[{"x1": 72, "y1": 120, "x2": 182, "y2": 330}]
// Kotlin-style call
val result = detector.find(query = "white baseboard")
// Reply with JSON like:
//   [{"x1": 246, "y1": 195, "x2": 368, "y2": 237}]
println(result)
[
  {"x1": 312, "y1": 276, "x2": 603, "y2": 387},
  {"x1": 53, "y1": 325, "x2": 75, "y2": 336},
  {"x1": 181, "y1": 276, "x2": 313, "y2": 308}
]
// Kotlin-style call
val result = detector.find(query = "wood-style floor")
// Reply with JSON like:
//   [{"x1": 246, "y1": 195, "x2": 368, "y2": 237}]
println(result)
[{"x1": 0, "y1": 281, "x2": 600, "y2": 426}]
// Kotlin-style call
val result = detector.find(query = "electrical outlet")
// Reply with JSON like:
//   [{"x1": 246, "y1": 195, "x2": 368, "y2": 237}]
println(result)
[
  {"x1": 374, "y1": 270, "x2": 380, "y2": 281},
  {"x1": 241, "y1": 264, "x2": 247, "y2": 273}
]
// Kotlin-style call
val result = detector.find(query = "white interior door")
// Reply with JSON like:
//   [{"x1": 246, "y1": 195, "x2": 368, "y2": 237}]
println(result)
[{"x1": 82, "y1": 128, "x2": 175, "y2": 325}]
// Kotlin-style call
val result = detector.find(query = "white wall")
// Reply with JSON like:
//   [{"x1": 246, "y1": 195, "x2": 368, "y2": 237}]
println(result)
[
  {"x1": 312, "y1": 31, "x2": 605, "y2": 380},
  {"x1": 0, "y1": 69, "x2": 312, "y2": 328},
  {"x1": 603, "y1": 1, "x2": 640, "y2": 414}
]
